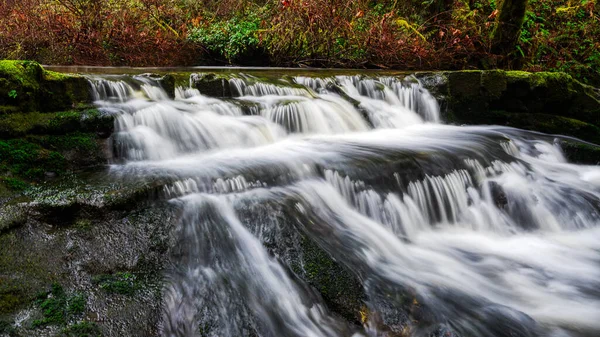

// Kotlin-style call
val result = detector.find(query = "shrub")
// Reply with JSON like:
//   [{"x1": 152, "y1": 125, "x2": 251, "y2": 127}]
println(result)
[{"x1": 188, "y1": 13, "x2": 262, "y2": 63}]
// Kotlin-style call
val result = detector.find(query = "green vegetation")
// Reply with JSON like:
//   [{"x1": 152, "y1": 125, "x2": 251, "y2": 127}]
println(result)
[
  {"x1": 0, "y1": 1, "x2": 598, "y2": 83},
  {"x1": 0, "y1": 61, "x2": 110, "y2": 188},
  {"x1": 93, "y1": 272, "x2": 139, "y2": 295},
  {"x1": 295, "y1": 237, "x2": 364, "y2": 323},
  {"x1": 32, "y1": 283, "x2": 86, "y2": 328},
  {"x1": 1, "y1": 177, "x2": 29, "y2": 191},
  {"x1": 62, "y1": 321, "x2": 102, "y2": 337},
  {"x1": 0, "y1": 138, "x2": 66, "y2": 179},
  {"x1": 188, "y1": 13, "x2": 262, "y2": 62},
  {"x1": 0, "y1": 320, "x2": 17, "y2": 336}
]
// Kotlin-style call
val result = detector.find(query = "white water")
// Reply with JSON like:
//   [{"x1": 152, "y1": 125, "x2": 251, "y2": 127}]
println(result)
[{"x1": 92, "y1": 73, "x2": 600, "y2": 337}]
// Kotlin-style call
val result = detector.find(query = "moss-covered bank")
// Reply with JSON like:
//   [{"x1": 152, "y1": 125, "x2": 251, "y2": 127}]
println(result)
[
  {"x1": 0, "y1": 61, "x2": 112, "y2": 196},
  {"x1": 417, "y1": 70, "x2": 600, "y2": 158},
  {"x1": 418, "y1": 70, "x2": 600, "y2": 133},
  {"x1": 0, "y1": 60, "x2": 90, "y2": 113}
]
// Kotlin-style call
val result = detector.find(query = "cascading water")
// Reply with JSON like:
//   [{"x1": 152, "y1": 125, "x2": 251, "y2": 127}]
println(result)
[{"x1": 93, "y1": 72, "x2": 600, "y2": 337}]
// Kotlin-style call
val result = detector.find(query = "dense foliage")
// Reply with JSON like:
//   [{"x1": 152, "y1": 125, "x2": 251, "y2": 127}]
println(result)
[{"x1": 0, "y1": 0, "x2": 598, "y2": 83}]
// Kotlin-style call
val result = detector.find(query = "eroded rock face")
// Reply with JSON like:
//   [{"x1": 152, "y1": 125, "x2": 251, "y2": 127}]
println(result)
[
  {"x1": 0, "y1": 176, "x2": 178, "y2": 336},
  {"x1": 417, "y1": 70, "x2": 600, "y2": 146},
  {"x1": 190, "y1": 73, "x2": 232, "y2": 97},
  {"x1": 0, "y1": 60, "x2": 91, "y2": 113},
  {"x1": 1, "y1": 61, "x2": 115, "y2": 198}
]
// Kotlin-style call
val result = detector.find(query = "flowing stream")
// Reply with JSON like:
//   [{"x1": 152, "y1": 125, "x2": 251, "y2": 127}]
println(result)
[{"x1": 89, "y1": 73, "x2": 600, "y2": 337}]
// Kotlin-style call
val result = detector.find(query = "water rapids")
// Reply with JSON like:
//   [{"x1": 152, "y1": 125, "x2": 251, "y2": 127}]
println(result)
[{"x1": 90, "y1": 73, "x2": 600, "y2": 337}]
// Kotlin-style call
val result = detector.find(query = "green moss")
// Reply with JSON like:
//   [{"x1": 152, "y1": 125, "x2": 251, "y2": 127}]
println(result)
[
  {"x1": 93, "y1": 272, "x2": 138, "y2": 295},
  {"x1": 0, "y1": 320, "x2": 18, "y2": 336},
  {"x1": 32, "y1": 283, "x2": 67, "y2": 327},
  {"x1": 39, "y1": 132, "x2": 99, "y2": 153},
  {"x1": 61, "y1": 321, "x2": 102, "y2": 337},
  {"x1": 505, "y1": 70, "x2": 532, "y2": 81},
  {"x1": 0, "y1": 105, "x2": 20, "y2": 114},
  {"x1": 529, "y1": 72, "x2": 572, "y2": 87},
  {"x1": 0, "y1": 60, "x2": 43, "y2": 112},
  {"x1": 0, "y1": 109, "x2": 110, "y2": 139},
  {"x1": 0, "y1": 60, "x2": 42, "y2": 89},
  {"x1": 560, "y1": 141, "x2": 600, "y2": 165},
  {"x1": 0, "y1": 129, "x2": 107, "y2": 182},
  {"x1": 32, "y1": 283, "x2": 86, "y2": 328},
  {"x1": 44, "y1": 70, "x2": 72, "y2": 82},
  {"x1": 1, "y1": 177, "x2": 29, "y2": 191},
  {"x1": 296, "y1": 237, "x2": 364, "y2": 323},
  {"x1": 40, "y1": 74, "x2": 91, "y2": 112},
  {"x1": 0, "y1": 111, "x2": 54, "y2": 137},
  {"x1": 0, "y1": 61, "x2": 91, "y2": 113},
  {"x1": 481, "y1": 70, "x2": 507, "y2": 99},
  {"x1": 67, "y1": 294, "x2": 86, "y2": 316},
  {"x1": 0, "y1": 138, "x2": 66, "y2": 179}
]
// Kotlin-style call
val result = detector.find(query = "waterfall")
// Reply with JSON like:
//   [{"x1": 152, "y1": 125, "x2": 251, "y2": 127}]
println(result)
[{"x1": 91, "y1": 72, "x2": 600, "y2": 337}]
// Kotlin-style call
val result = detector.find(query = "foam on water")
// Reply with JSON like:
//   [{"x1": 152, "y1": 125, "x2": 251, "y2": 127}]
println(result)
[{"x1": 91, "y1": 73, "x2": 600, "y2": 337}]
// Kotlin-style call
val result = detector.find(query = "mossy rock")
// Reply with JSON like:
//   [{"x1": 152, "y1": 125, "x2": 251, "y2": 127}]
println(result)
[
  {"x1": 61, "y1": 321, "x2": 102, "y2": 337},
  {"x1": 0, "y1": 109, "x2": 113, "y2": 139},
  {"x1": 443, "y1": 71, "x2": 487, "y2": 119},
  {"x1": 0, "y1": 133, "x2": 108, "y2": 182},
  {"x1": 0, "y1": 231, "x2": 63, "y2": 319},
  {"x1": 138, "y1": 73, "x2": 176, "y2": 99},
  {"x1": 0, "y1": 60, "x2": 43, "y2": 112},
  {"x1": 296, "y1": 237, "x2": 365, "y2": 324},
  {"x1": 0, "y1": 60, "x2": 92, "y2": 113},
  {"x1": 190, "y1": 73, "x2": 232, "y2": 97},
  {"x1": 464, "y1": 111, "x2": 600, "y2": 145},
  {"x1": 559, "y1": 140, "x2": 600, "y2": 165},
  {"x1": 481, "y1": 70, "x2": 507, "y2": 99},
  {"x1": 92, "y1": 272, "x2": 139, "y2": 295},
  {"x1": 446, "y1": 70, "x2": 482, "y2": 98},
  {"x1": 423, "y1": 70, "x2": 600, "y2": 131},
  {"x1": 41, "y1": 71, "x2": 92, "y2": 112}
]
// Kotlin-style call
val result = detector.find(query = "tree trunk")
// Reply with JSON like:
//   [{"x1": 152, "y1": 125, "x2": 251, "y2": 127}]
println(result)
[{"x1": 491, "y1": 0, "x2": 528, "y2": 56}]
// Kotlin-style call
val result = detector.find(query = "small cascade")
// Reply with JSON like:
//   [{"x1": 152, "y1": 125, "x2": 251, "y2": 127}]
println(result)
[
  {"x1": 88, "y1": 77, "x2": 135, "y2": 102},
  {"x1": 380, "y1": 76, "x2": 440, "y2": 123},
  {"x1": 262, "y1": 98, "x2": 369, "y2": 134},
  {"x1": 91, "y1": 71, "x2": 600, "y2": 337},
  {"x1": 230, "y1": 77, "x2": 312, "y2": 97},
  {"x1": 162, "y1": 195, "x2": 357, "y2": 337}
]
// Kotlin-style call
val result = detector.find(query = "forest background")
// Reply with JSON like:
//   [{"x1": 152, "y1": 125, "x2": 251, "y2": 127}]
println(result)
[{"x1": 1, "y1": 0, "x2": 598, "y2": 84}]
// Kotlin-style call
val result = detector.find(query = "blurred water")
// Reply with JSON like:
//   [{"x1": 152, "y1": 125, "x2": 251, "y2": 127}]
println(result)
[{"x1": 92, "y1": 73, "x2": 600, "y2": 337}]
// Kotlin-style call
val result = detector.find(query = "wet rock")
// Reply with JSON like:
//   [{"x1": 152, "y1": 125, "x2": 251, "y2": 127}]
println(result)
[
  {"x1": 190, "y1": 73, "x2": 232, "y2": 97},
  {"x1": 0, "y1": 60, "x2": 92, "y2": 113},
  {"x1": 0, "y1": 175, "x2": 178, "y2": 337},
  {"x1": 138, "y1": 73, "x2": 176, "y2": 99},
  {"x1": 234, "y1": 198, "x2": 367, "y2": 326},
  {"x1": 40, "y1": 70, "x2": 92, "y2": 112},
  {"x1": 418, "y1": 70, "x2": 600, "y2": 143},
  {"x1": 559, "y1": 140, "x2": 600, "y2": 165}
]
